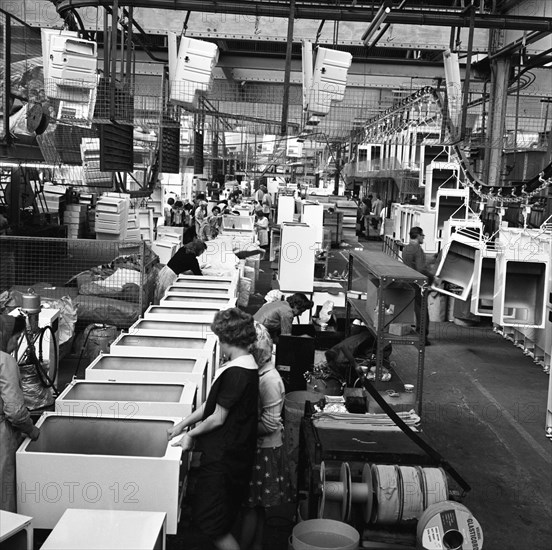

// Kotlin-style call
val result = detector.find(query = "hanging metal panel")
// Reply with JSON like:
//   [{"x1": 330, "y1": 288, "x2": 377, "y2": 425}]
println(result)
[
  {"x1": 159, "y1": 126, "x2": 180, "y2": 174},
  {"x1": 99, "y1": 123, "x2": 134, "y2": 172}
]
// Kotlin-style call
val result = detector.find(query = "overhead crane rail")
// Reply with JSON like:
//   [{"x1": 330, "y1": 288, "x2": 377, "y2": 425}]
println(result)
[{"x1": 51, "y1": 1, "x2": 552, "y2": 31}]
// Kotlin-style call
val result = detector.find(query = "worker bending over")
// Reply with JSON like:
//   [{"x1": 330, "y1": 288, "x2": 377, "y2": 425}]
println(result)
[{"x1": 254, "y1": 293, "x2": 313, "y2": 344}]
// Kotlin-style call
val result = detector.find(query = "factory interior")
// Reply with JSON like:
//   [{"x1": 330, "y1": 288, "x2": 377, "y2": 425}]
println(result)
[{"x1": 0, "y1": 1, "x2": 551, "y2": 549}]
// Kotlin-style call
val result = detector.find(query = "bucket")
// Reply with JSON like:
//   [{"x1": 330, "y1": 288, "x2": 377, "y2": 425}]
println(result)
[
  {"x1": 297, "y1": 499, "x2": 309, "y2": 523},
  {"x1": 284, "y1": 391, "x2": 320, "y2": 423},
  {"x1": 416, "y1": 501, "x2": 483, "y2": 550},
  {"x1": 81, "y1": 324, "x2": 119, "y2": 366},
  {"x1": 284, "y1": 391, "x2": 320, "y2": 491},
  {"x1": 292, "y1": 519, "x2": 359, "y2": 550},
  {"x1": 428, "y1": 291, "x2": 446, "y2": 322}
]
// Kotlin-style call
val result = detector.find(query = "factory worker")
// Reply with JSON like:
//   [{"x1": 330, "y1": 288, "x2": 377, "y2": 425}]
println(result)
[
  {"x1": 0, "y1": 314, "x2": 40, "y2": 512},
  {"x1": 253, "y1": 292, "x2": 314, "y2": 344},
  {"x1": 154, "y1": 239, "x2": 207, "y2": 303},
  {"x1": 168, "y1": 308, "x2": 259, "y2": 550},
  {"x1": 241, "y1": 322, "x2": 292, "y2": 550},
  {"x1": 402, "y1": 226, "x2": 433, "y2": 345}
]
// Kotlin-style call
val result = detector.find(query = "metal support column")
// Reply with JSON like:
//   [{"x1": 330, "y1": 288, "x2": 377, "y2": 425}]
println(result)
[
  {"x1": 3, "y1": 14, "x2": 11, "y2": 144},
  {"x1": 109, "y1": 0, "x2": 119, "y2": 122},
  {"x1": 333, "y1": 145, "x2": 341, "y2": 195},
  {"x1": 280, "y1": 0, "x2": 296, "y2": 136},
  {"x1": 459, "y1": 4, "x2": 476, "y2": 141},
  {"x1": 484, "y1": 56, "x2": 511, "y2": 187}
]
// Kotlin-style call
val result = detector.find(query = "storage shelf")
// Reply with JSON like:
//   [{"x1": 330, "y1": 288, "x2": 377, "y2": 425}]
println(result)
[
  {"x1": 347, "y1": 298, "x2": 422, "y2": 346},
  {"x1": 344, "y1": 250, "x2": 428, "y2": 416}
]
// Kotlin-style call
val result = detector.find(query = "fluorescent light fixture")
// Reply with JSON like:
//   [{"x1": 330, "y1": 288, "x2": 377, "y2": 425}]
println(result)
[
  {"x1": 361, "y1": 2, "x2": 391, "y2": 47},
  {"x1": 0, "y1": 162, "x2": 60, "y2": 169}
]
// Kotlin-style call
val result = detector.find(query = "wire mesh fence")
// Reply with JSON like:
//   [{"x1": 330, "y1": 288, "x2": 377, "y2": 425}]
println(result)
[{"x1": 0, "y1": 236, "x2": 158, "y2": 329}]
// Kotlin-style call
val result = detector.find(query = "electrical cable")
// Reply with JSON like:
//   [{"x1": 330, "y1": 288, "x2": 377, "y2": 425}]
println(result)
[
  {"x1": 354, "y1": 364, "x2": 471, "y2": 495},
  {"x1": 67, "y1": 8, "x2": 91, "y2": 41}
]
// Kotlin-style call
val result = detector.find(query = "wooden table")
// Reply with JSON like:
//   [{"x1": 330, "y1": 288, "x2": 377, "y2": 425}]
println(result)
[
  {"x1": 0, "y1": 510, "x2": 33, "y2": 550},
  {"x1": 40, "y1": 509, "x2": 166, "y2": 550}
]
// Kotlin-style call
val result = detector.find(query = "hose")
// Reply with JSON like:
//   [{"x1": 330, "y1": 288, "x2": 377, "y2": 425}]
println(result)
[
  {"x1": 19, "y1": 325, "x2": 60, "y2": 396},
  {"x1": 38, "y1": 325, "x2": 59, "y2": 395},
  {"x1": 72, "y1": 323, "x2": 98, "y2": 379}
]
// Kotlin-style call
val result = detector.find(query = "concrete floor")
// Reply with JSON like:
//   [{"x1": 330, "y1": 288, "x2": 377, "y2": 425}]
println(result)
[{"x1": 33, "y1": 238, "x2": 551, "y2": 549}]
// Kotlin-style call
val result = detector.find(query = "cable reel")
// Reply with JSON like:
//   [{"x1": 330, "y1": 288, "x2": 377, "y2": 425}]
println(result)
[{"x1": 317, "y1": 461, "x2": 449, "y2": 526}]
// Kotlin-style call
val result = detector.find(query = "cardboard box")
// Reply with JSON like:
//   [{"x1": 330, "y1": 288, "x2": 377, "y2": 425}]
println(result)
[{"x1": 388, "y1": 323, "x2": 412, "y2": 336}]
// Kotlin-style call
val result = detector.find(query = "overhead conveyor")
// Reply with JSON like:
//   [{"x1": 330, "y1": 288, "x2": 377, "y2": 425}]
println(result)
[{"x1": 361, "y1": 85, "x2": 552, "y2": 195}]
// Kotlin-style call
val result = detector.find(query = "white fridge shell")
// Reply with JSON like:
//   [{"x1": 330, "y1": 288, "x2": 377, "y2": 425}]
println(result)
[
  {"x1": 493, "y1": 229, "x2": 551, "y2": 328},
  {"x1": 109, "y1": 332, "x2": 219, "y2": 391},
  {"x1": 301, "y1": 202, "x2": 324, "y2": 251},
  {"x1": 160, "y1": 294, "x2": 235, "y2": 308},
  {"x1": 308, "y1": 47, "x2": 352, "y2": 116},
  {"x1": 164, "y1": 285, "x2": 234, "y2": 298},
  {"x1": 278, "y1": 223, "x2": 316, "y2": 292},
  {"x1": 55, "y1": 379, "x2": 197, "y2": 418},
  {"x1": 16, "y1": 413, "x2": 182, "y2": 534},
  {"x1": 175, "y1": 273, "x2": 237, "y2": 284},
  {"x1": 85, "y1": 354, "x2": 208, "y2": 404},
  {"x1": 432, "y1": 232, "x2": 480, "y2": 301},
  {"x1": 129, "y1": 318, "x2": 214, "y2": 336},
  {"x1": 471, "y1": 244, "x2": 497, "y2": 317},
  {"x1": 143, "y1": 304, "x2": 226, "y2": 324}
]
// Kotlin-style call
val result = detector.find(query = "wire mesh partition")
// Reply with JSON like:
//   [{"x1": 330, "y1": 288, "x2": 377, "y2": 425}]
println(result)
[{"x1": 0, "y1": 236, "x2": 158, "y2": 329}]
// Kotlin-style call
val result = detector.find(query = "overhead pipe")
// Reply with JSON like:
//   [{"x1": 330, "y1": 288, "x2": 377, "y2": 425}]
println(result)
[{"x1": 361, "y1": 1, "x2": 391, "y2": 47}]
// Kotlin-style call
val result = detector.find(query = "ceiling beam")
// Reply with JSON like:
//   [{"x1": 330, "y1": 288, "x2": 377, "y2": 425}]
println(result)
[
  {"x1": 216, "y1": 40, "x2": 235, "y2": 81},
  {"x1": 217, "y1": 55, "x2": 457, "y2": 79},
  {"x1": 52, "y1": 1, "x2": 552, "y2": 31}
]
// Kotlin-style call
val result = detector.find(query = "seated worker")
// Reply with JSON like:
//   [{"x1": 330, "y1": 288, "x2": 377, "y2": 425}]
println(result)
[
  {"x1": 324, "y1": 328, "x2": 393, "y2": 383},
  {"x1": 155, "y1": 239, "x2": 207, "y2": 303},
  {"x1": 254, "y1": 293, "x2": 313, "y2": 343}
]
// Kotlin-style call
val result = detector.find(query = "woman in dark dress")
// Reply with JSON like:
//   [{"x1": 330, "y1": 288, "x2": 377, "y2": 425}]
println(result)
[
  {"x1": 154, "y1": 239, "x2": 207, "y2": 303},
  {"x1": 168, "y1": 308, "x2": 259, "y2": 550}
]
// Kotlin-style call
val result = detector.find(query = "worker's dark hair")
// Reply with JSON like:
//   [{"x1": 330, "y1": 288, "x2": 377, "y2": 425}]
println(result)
[
  {"x1": 167, "y1": 197, "x2": 175, "y2": 206},
  {"x1": 211, "y1": 308, "x2": 257, "y2": 348},
  {"x1": 409, "y1": 226, "x2": 424, "y2": 239},
  {"x1": 183, "y1": 203, "x2": 193, "y2": 211},
  {"x1": 13, "y1": 315, "x2": 26, "y2": 335},
  {"x1": 174, "y1": 200, "x2": 183, "y2": 209},
  {"x1": 287, "y1": 293, "x2": 314, "y2": 312},
  {"x1": 183, "y1": 239, "x2": 207, "y2": 256},
  {"x1": 211, "y1": 206, "x2": 221, "y2": 215}
]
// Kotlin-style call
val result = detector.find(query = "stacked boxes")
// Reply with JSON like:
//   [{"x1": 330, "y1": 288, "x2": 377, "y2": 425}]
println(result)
[
  {"x1": 95, "y1": 195, "x2": 130, "y2": 240},
  {"x1": 81, "y1": 138, "x2": 112, "y2": 187},
  {"x1": 323, "y1": 210, "x2": 343, "y2": 247},
  {"x1": 87, "y1": 208, "x2": 96, "y2": 234},
  {"x1": 41, "y1": 183, "x2": 66, "y2": 214},
  {"x1": 79, "y1": 192, "x2": 97, "y2": 206},
  {"x1": 126, "y1": 213, "x2": 141, "y2": 241},
  {"x1": 63, "y1": 203, "x2": 87, "y2": 239},
  {"x1": 138, "y1": 208, "x2": 155, "y2": 242},
  {"x1": 334, "y1": 200, "x2": 358, "y2": 242}
]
